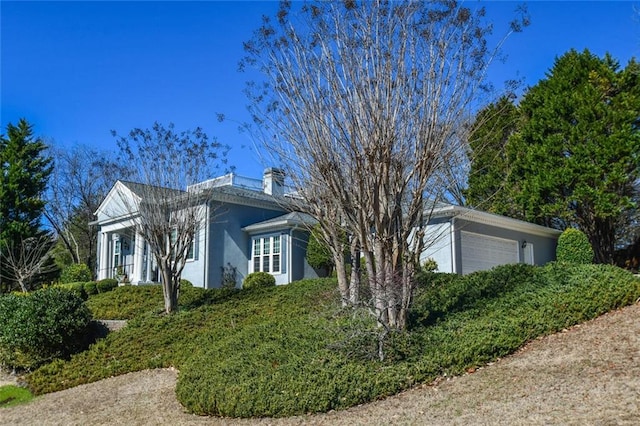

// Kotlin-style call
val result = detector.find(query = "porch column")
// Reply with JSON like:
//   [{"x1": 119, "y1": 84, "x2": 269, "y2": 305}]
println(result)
[
  {"x1": 133, "y1": 231, "x2": 144, "y2": 284},
  {"x1": 99, "y1": 232, "x2": 110, "y2": 280}
]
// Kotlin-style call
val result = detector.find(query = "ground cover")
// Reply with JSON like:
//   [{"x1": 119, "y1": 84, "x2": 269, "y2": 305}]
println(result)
[{"x1": 22, "y1": 263, "x2": 640, "y2": 418}]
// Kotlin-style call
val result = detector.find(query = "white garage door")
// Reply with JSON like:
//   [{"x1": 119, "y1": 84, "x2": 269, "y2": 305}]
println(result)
[{"x1": 461, "y1": 231, "x2": 519, "y2": 275}]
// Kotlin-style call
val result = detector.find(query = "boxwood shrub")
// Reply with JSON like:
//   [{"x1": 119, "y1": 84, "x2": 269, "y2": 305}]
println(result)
[
  {"x1": 84, "y1": 281, "x2": 98, "y2": 296},
  {"x1": 556, "y1": 228, "x2": 594, "y2": 264},
  {"x1": 243, "y1": 272, "x2": 276, "y2": 290},
  {"x1": 96, "y1": 278, "x2": 118, "y2": 293},
  {"x1": 0, "y1": 287, "x2": 93, "y2": 370}
]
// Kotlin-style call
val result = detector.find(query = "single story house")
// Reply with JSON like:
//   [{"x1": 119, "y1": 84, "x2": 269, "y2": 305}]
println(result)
[{"x1": 93, "y1": 169, "x2": 561, "y2": 288}]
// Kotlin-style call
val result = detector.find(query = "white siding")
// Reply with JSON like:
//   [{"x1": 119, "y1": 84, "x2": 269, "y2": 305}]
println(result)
[{"x1": 421, "y1": 222, "x2": 453, "y2": 273}]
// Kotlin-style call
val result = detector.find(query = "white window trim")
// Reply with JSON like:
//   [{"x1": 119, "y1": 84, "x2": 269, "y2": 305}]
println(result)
[{"x1": 251, "y1": 234, "x2": 282, "y2": 275}]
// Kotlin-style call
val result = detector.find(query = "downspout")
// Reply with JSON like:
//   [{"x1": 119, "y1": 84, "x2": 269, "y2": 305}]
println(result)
[
  {"x1": 450, "y1": 217, "x2": 457, "y2": 274},
  {"x1": 203, "y1": 200, "x2": 209, "y2": 289}
]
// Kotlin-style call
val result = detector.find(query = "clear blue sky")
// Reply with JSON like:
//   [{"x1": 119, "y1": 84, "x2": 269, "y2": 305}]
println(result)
[{"x1": 2, "y1": 1, "x2": 639, "y2": 178}]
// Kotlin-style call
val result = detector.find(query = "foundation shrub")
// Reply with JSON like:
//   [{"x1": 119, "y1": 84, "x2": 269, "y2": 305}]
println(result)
[
  {"x1": 243, "y1": 272, "x2": 276, "y2": 290},
  {"x1": 0, "y1": 288, "x2": 92, "y2": 370},
  {"x1": 556, "y1": 228, "x2": 594, "y2": 264}
]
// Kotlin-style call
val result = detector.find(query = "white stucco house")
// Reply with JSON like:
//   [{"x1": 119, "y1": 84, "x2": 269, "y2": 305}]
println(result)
[{"x1": 92, "y1": 169, "x2": 561, "y2": 289}]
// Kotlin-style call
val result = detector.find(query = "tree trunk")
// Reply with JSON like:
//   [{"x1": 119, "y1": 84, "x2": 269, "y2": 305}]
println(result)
[
  {"x1": 348, "y1": 241, "x2": 360, "y2": 304},
  {"x1": 160, "y1": 265, "x2": 178, "y2": 314}
]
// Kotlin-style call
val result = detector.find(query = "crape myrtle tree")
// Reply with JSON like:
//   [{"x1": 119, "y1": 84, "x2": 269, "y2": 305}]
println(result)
[
  {"x1": 241, "y1": 0, "x2": 528, "y2": 330},
  {"x1": 505, "y1": 50, "x2": 640, "y2": 263},
  {"x1": 0, "y1": 119, "x2": 53, "y2": 291},
  {"x1": 45, "y1": 144, "x2": 126, "y2": 275},
  {"x1": 111, "y1": 122, "x2": 229, "y2": 314}
]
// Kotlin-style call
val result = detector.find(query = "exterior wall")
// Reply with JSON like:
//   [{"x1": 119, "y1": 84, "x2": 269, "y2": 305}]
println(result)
[
  {"x1": 180, "y1": 223, "x2": 208, "y2": 288},
  {"x1": 199, "y1": 202, "x2": 287, "y2": 289},
  {"x1": 292, "y1": 229, "x2": 320, "y2": 282},
  {"x1": 420, "y1": 218, "x2": 454, "y2": 273},
  {"x1": 420, "y1": 216, "x2": 559, "y2": 276},
  {"x1": 452, "y1": 218, "x2": 558, "y2": 272}
]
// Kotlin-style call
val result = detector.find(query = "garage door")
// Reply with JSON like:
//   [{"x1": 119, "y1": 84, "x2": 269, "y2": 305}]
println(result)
[{"x1": 461, "y1": 231, "x2": 519, "y2": 275}]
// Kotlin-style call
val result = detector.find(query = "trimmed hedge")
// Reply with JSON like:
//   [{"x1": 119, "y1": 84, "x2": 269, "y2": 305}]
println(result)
[
  {"x1": 96, "y1": 279, "x2": 118, "y2": 293},
  {"x1": 0, "y1": 288, "x2": 93, "y2": 370},
  {"x1": 556, "y1": 228, "x2": 594, "y2": 264},
  {"x1": 243, "y1": 272, "x2": 276, "y2": 290}
]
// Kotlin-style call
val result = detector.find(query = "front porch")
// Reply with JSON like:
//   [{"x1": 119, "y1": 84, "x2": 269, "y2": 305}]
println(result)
[{"x1": 96, "y1": 228, "x2": 158, "y2": 284}]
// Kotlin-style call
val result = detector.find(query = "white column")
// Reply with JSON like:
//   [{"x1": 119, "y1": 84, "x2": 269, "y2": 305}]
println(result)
[
  {"x1": 99, "y1": 232, "x2": 110, "y2": 280},
  {"x1": 133, "y1": 231, "x2": 144, "y2": 285}
]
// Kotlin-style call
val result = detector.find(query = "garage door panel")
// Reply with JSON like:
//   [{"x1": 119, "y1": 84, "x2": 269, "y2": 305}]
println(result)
[{"x1": 461, "y1": 231, "x2": 518, "y2": 274}]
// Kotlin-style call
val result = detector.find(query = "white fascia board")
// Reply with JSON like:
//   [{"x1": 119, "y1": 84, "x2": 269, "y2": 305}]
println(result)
[
  {"x1": 429, "y1": 205, "x2": 562, "y2": 238},
  {"x1": 94, "y1": 181, "x2": 141, "y2": 217},
  {"x1": 98, "y1": 216, "x2": 140, "y2": 233},
  {"x1": 243, "y1": 219, "x2": 299, "y2": 234}
]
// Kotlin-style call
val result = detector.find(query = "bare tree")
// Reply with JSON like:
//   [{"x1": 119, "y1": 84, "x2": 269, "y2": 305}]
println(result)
[
  {"x1": 0, "y1": 234, "x2": 56, "y2": 292},
  {"x1": 45, "y1": 144, "x2": 125, "y2": 274},
  {"x1": 111, "y1": 122, "x2": 229, "y2": 314},
  {"x1": 242, "y1": 0, "x2": 527, "y2": 331}
]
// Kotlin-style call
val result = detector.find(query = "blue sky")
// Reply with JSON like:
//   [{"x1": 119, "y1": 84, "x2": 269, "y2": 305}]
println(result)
[{"x1": 2, "y1": 1, "x2": 639, "y2": 178}]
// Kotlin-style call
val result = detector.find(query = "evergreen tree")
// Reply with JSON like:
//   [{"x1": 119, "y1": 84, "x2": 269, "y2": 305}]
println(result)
[
  {"x1": 0, "y1": 119, "x2": 53, "y2": 290},
  {"x1": 465, "y1": 96, "x2": 520, "y2": 215},
  {"x1": 507, "y1": 50, "x2": 640, "y2": 263}
]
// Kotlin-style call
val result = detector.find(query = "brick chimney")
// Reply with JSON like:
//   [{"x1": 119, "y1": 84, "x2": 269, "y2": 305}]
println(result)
[{"x1": 263, "y1": 168, "x2": 285, "y2": 196}]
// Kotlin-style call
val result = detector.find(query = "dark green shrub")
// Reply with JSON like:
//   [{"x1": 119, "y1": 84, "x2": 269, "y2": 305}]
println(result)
[
  {"x1": 556, "y1": 228, "x2": 594, "y2": 264},
  {"x1": 83, "y1": 282, "x2": 98, "y2": 296},
  {"x1": 180, "y1": 279, "x2": 193, "y2": 289},
  {"x1": 59, "y1": 263, "x2": 92, "y2": 284},
  {"x1": 0, "y1": 288, "x2": 92, "y2": 370},
  {"x1": 306, "y1": 224, "x2": 334, "y2": 273},
  {"x1": 243, "y1": 272, "x2": 276, "y2": 290},
  {"x1": 96, "y1": 279, "x2": 118, "y2": 293}
]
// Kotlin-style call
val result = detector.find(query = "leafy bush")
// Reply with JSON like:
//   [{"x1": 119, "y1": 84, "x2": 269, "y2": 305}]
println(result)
[
  {"x1": 96, "y1": 279, "x2": 118, "y2": 293},
  {"x1": 556, "y1": 228, "x2": 594, "y2": 264},
  {"x1": 59, "y1": 263, "x2": 92, "y2": 284},
  {"x1": 55, "y1": 282, "x2": 87, "y2": 300},
  {"x1": 83, "y1": 281, "x2": 98, "y2": 296},
  {"x1": 243, "y1": 272, "x2": 276, "y2": 290},
  {"x1": 0, "y1": 288, "x2": 92, "y2": 370}
]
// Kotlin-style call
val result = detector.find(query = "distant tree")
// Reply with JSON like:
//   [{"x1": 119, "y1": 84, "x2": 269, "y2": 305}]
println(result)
[
  {"x1": 45, "y1": 144, "x2": 125, "y2": 276},
  {"x1": 0, "y1": 234, "x2": 56, "y2": 292},
  {"x1": 111, "y1": 122, "x2": 229, "y2": 314},
  {"x1": 241, "y1": 0, "x2": 527, "y2": 331},
  {"x1": 507, "y1": 49, "x2": 640, "y2": 263},
  {"x1": 0, "y1": 119, "x2": 53, "y2": 291},
  {"x1": 465, "y1": 96, "x2": 520, "y2": 214}
]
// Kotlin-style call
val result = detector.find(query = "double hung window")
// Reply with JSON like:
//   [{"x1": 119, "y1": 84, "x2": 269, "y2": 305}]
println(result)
[{"x1": 252, "y1": 235, "x2": 281, "y2": 274}]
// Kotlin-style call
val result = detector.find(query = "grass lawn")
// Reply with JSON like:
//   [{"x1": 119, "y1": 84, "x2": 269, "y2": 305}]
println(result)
[
  {"x1": 22, "y1": 263, "x2": 640, "y2": 418},
  {"x1": 0, "y1": 385, "x2": 34, "y2": 408}
]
